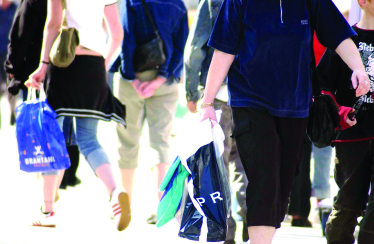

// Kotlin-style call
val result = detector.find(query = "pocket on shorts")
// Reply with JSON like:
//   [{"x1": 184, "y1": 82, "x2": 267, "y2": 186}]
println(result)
[{"x1": 231, "y1": 118, "x2": 251, "y2": 138}]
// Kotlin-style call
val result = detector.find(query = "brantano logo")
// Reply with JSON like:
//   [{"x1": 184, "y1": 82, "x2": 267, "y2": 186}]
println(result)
[
  {"x1": 24, "y1": 146, "x2": 55, "y2": 165},
  {"x1": 25, "y1": 156, "x2": 55, "y2": 165}
]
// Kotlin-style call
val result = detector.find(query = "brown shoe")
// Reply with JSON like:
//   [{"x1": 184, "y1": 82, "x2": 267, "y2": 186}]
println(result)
[{"x1": 110, "y1": 188, "x2": 131, "y2": 231}]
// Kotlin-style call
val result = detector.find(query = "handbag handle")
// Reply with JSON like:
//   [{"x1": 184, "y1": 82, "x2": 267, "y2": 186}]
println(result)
[
  {"x1": 139, "y1": 0, "x2": 161, "y2": 38},
  {"x1": 62, "y1": 0, "x2": 68, "y2": 27}
]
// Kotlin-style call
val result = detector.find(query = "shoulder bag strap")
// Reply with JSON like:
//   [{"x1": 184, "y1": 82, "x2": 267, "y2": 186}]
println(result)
[
  {"x1": 306, "y1": 0, "x2": 322, "y2": 96},
  {"x1": 62, "y1": 0, "x2": 68, "y2": 27},
  {"x1": 139, "y1": 0, "x2": 161, "y2": 38},
  {"x1": 306, "y1": 0, "x2": 344, "y2": 140}
]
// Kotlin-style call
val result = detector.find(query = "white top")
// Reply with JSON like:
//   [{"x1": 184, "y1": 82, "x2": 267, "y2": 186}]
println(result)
[
  {"x1": 215, "y1": 85, "x2": 229, "y2": 103},
  {"x1": 65, "y1": 0, "x2": 117, "y2": 56}
]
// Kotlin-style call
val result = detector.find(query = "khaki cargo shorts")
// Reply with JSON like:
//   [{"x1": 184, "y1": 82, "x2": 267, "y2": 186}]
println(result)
[{"x1": 113, "y1": 73, "x2": 179, "y2": 169}]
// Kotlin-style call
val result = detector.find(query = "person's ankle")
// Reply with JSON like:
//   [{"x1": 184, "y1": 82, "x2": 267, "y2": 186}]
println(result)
[
  {"x1": 109, "y1": 187, "x2": 116, "y2": 200},
  {"x1": 316, "y1": 198, "x2": 324, "y2": 208},
  {"x1": 292, "y1": 215, "x2": 303, "y2": 220},
  {"x1": 41, "y1": 203, "x2": 53, "y2": 214}
]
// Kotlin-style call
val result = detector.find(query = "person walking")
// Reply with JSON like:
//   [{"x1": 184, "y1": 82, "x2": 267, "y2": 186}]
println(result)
[
  {"x1": 26, "y1": 0, "x2": 129, "y2": 231},
  {"x1": 5, "y1": 0, "x2": 81, "y2": 192},
  {"x1": 317, "y1": 0, "x2": 374, "y2": 242},
  {"x1": 110, "y1": 0, "x2": 188, "y2": 223},
  {"x1": 0, "y1": 0, "x2": 17, "y2": 127},
  {"x1": 184, "y1": 0, "x2": 248, "y2": 242},
  {"x1": 200, "y1": 0, "x2": 370, "y2": 243},
  {"x1": 288, "y1": 136, "x2": 313, "y2": 228}
]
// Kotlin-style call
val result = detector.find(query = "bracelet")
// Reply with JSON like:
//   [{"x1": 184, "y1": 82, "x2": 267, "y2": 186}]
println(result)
[
  {"x1": 41, "y1": 61, "x2": 50, "y2": 65},
  {"x1": 201, "y1": 103, "x2": 214, "y2": 109}
]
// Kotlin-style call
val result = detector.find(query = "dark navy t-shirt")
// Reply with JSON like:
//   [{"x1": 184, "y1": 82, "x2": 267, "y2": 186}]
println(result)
[
  {"x1": 208, "y1": 0, "x2": 356, "y2": 118},
  {"x1": 0, "y1": 3, "x2": 17, "y2": 55}
]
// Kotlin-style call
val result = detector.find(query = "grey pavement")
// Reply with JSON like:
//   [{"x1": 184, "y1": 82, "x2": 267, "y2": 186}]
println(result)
[{"x1": 0, "y1": 93, "x2": 338, "y2": 244}]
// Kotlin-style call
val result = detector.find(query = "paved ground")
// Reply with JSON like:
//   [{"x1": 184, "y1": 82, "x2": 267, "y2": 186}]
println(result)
[{"x1": 0, "y1": 92, "x2": 340, "y2": 244}]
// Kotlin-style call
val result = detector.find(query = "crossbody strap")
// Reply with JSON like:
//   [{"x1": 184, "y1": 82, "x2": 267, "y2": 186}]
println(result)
[
  {"x1": 62, "y1": 0, "x2": 68, "y2": 27},
  {"x1": 306, "y1": 0, "x2": 322, "y2": 97},
  {"x1": 139, "y1": 0, "x2": 161, "y2": 38}
]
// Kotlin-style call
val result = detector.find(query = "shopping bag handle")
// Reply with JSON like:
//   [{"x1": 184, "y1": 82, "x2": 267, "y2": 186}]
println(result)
[
  {"x1": 27, "y1": 88, "x2": 37, "y2": 102},
  {"x1": 27, "y1": 87, "x2": 46, "y2": 102}
]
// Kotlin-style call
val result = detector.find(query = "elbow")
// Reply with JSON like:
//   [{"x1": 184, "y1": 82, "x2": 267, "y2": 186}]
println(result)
[{"x1": 46, "y1": 20, "x2": 61, "y2": 33}]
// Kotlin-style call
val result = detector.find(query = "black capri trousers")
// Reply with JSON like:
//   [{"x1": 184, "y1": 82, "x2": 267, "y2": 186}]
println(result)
[{"x1": 231, "y1": 107, "x2": 308, "y2": 228}]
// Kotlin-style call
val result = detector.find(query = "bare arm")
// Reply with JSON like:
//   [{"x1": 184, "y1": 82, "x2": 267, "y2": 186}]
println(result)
[
  {"x1": 40, "y1": 0, "x2": 62, "y2": 64},
  {"x1": 26, "y1": 0, "x2": 62, "y2": 89},
  {"x1": 202, "y1": 50, "x2": 235, "y2": 103},
  {"x1": 104, "y1": 4, "x2": 123, "y2": 71},
  {"x1": 335, "y1": 38, "x2": 370, "y2": 97},
  {"x1": 200, "y1": 50, "x2": 235, "y2": 122}
]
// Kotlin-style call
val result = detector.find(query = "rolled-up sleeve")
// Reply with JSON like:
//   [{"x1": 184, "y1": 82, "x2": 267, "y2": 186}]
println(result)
[{"x1": 207, "y1": 0, "x2": 243, "y2": 55}]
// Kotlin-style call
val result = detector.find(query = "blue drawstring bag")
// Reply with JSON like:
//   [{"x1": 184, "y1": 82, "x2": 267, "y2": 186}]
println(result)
[{"x1": 16, "y1": 89, "x2": 71, "y2": 172}]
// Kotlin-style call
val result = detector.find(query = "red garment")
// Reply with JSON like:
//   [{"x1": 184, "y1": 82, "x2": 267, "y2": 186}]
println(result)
[
  {"x1": 313, "y1": 33, "x2": 326, "y2": 65},
  {"x1": 321, "y1": 90, "x2": 353, "y2": 131}
]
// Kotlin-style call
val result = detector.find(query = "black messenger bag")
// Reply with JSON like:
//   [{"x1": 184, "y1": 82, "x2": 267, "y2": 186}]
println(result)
[
  {"x1": 133, "y1": 0, "x2": 166, "y2": 73},
  {"x1": 306, "y1": 0, "x2": 341, "y2": 148}
]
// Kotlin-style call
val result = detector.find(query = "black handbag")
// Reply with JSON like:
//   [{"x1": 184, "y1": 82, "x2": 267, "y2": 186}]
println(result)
[
  {"x1": 306, "y1": 0, "x2": 340, "y2": 148},
  {"x1": 133, "y1": 0, "x2": 166, "y2": 73},
  {"x1": 306, "y1": 91, "x2": 341, "y2": 148}
]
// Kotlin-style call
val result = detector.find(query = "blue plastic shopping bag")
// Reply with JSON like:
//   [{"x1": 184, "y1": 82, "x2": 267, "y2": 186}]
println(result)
[{"x1": 16, "y1": 89, "x2": 71, "y2": 172}]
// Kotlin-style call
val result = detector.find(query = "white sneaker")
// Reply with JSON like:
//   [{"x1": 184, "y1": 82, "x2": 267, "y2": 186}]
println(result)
[
  {"x1": 32, "y1": 211, "x2": 56, "y2": 227},
  {"x1": 110, "y1": 188, "x2": 131, "y2": 231}
]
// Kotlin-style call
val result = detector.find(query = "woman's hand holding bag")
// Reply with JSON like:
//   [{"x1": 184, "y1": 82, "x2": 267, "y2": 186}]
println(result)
[
  {"x1": 25, "y1": 63, "x2": 49, "y2": 90},
  {"x1": 16, "y1": 88, "x2": 71, "y2": 173}
]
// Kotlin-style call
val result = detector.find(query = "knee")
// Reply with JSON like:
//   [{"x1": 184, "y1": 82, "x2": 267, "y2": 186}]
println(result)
[
  {"x1": 327, "y1": 206, "x2": 361, "y2": 229},
  {"x1": 76, "y1": 134, "x2": 100, "y2": 156},
  {"x1": 118, "y1": 160, "x2": 138, "y2": 170}
]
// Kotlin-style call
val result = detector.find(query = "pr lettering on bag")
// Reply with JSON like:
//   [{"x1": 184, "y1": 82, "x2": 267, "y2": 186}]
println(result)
[{"x1": 196, "y1": 191, "x2": 224, "y2": 206}]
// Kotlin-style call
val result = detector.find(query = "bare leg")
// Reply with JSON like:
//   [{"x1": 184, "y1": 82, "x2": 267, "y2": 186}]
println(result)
[
  {"x1": 54, "y1": 170, "x2": 65, "y2": 202},
  {"x1": 56, "y1": 170, "x2": 65, "y2": 187},
  {"x1": 8, "y1": 92, "x2": 17, "y2": 125},
  {"x1": 120, "y1": 168, "x2": 135, "y2": 203},
  {"x1": 95, "y1": 163, "x2": 117, "y2": 197},
  {"x1": 248, "y1": 226, "x2": 276, "y2": 244},
  {"x1": 42, "y1": 175, "x2": 59, "y2": 213},
  {"x1": 156, "y1": 163, "x2": 170, "y2": 200}
]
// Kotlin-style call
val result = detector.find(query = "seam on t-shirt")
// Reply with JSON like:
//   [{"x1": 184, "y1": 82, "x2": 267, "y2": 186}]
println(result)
[
  {"x1": 230, "y1": 98, "x2": 310, "y2": 113},
  {"x1": 208, "y1": 39, "x2": 237, "y2": 55}
]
